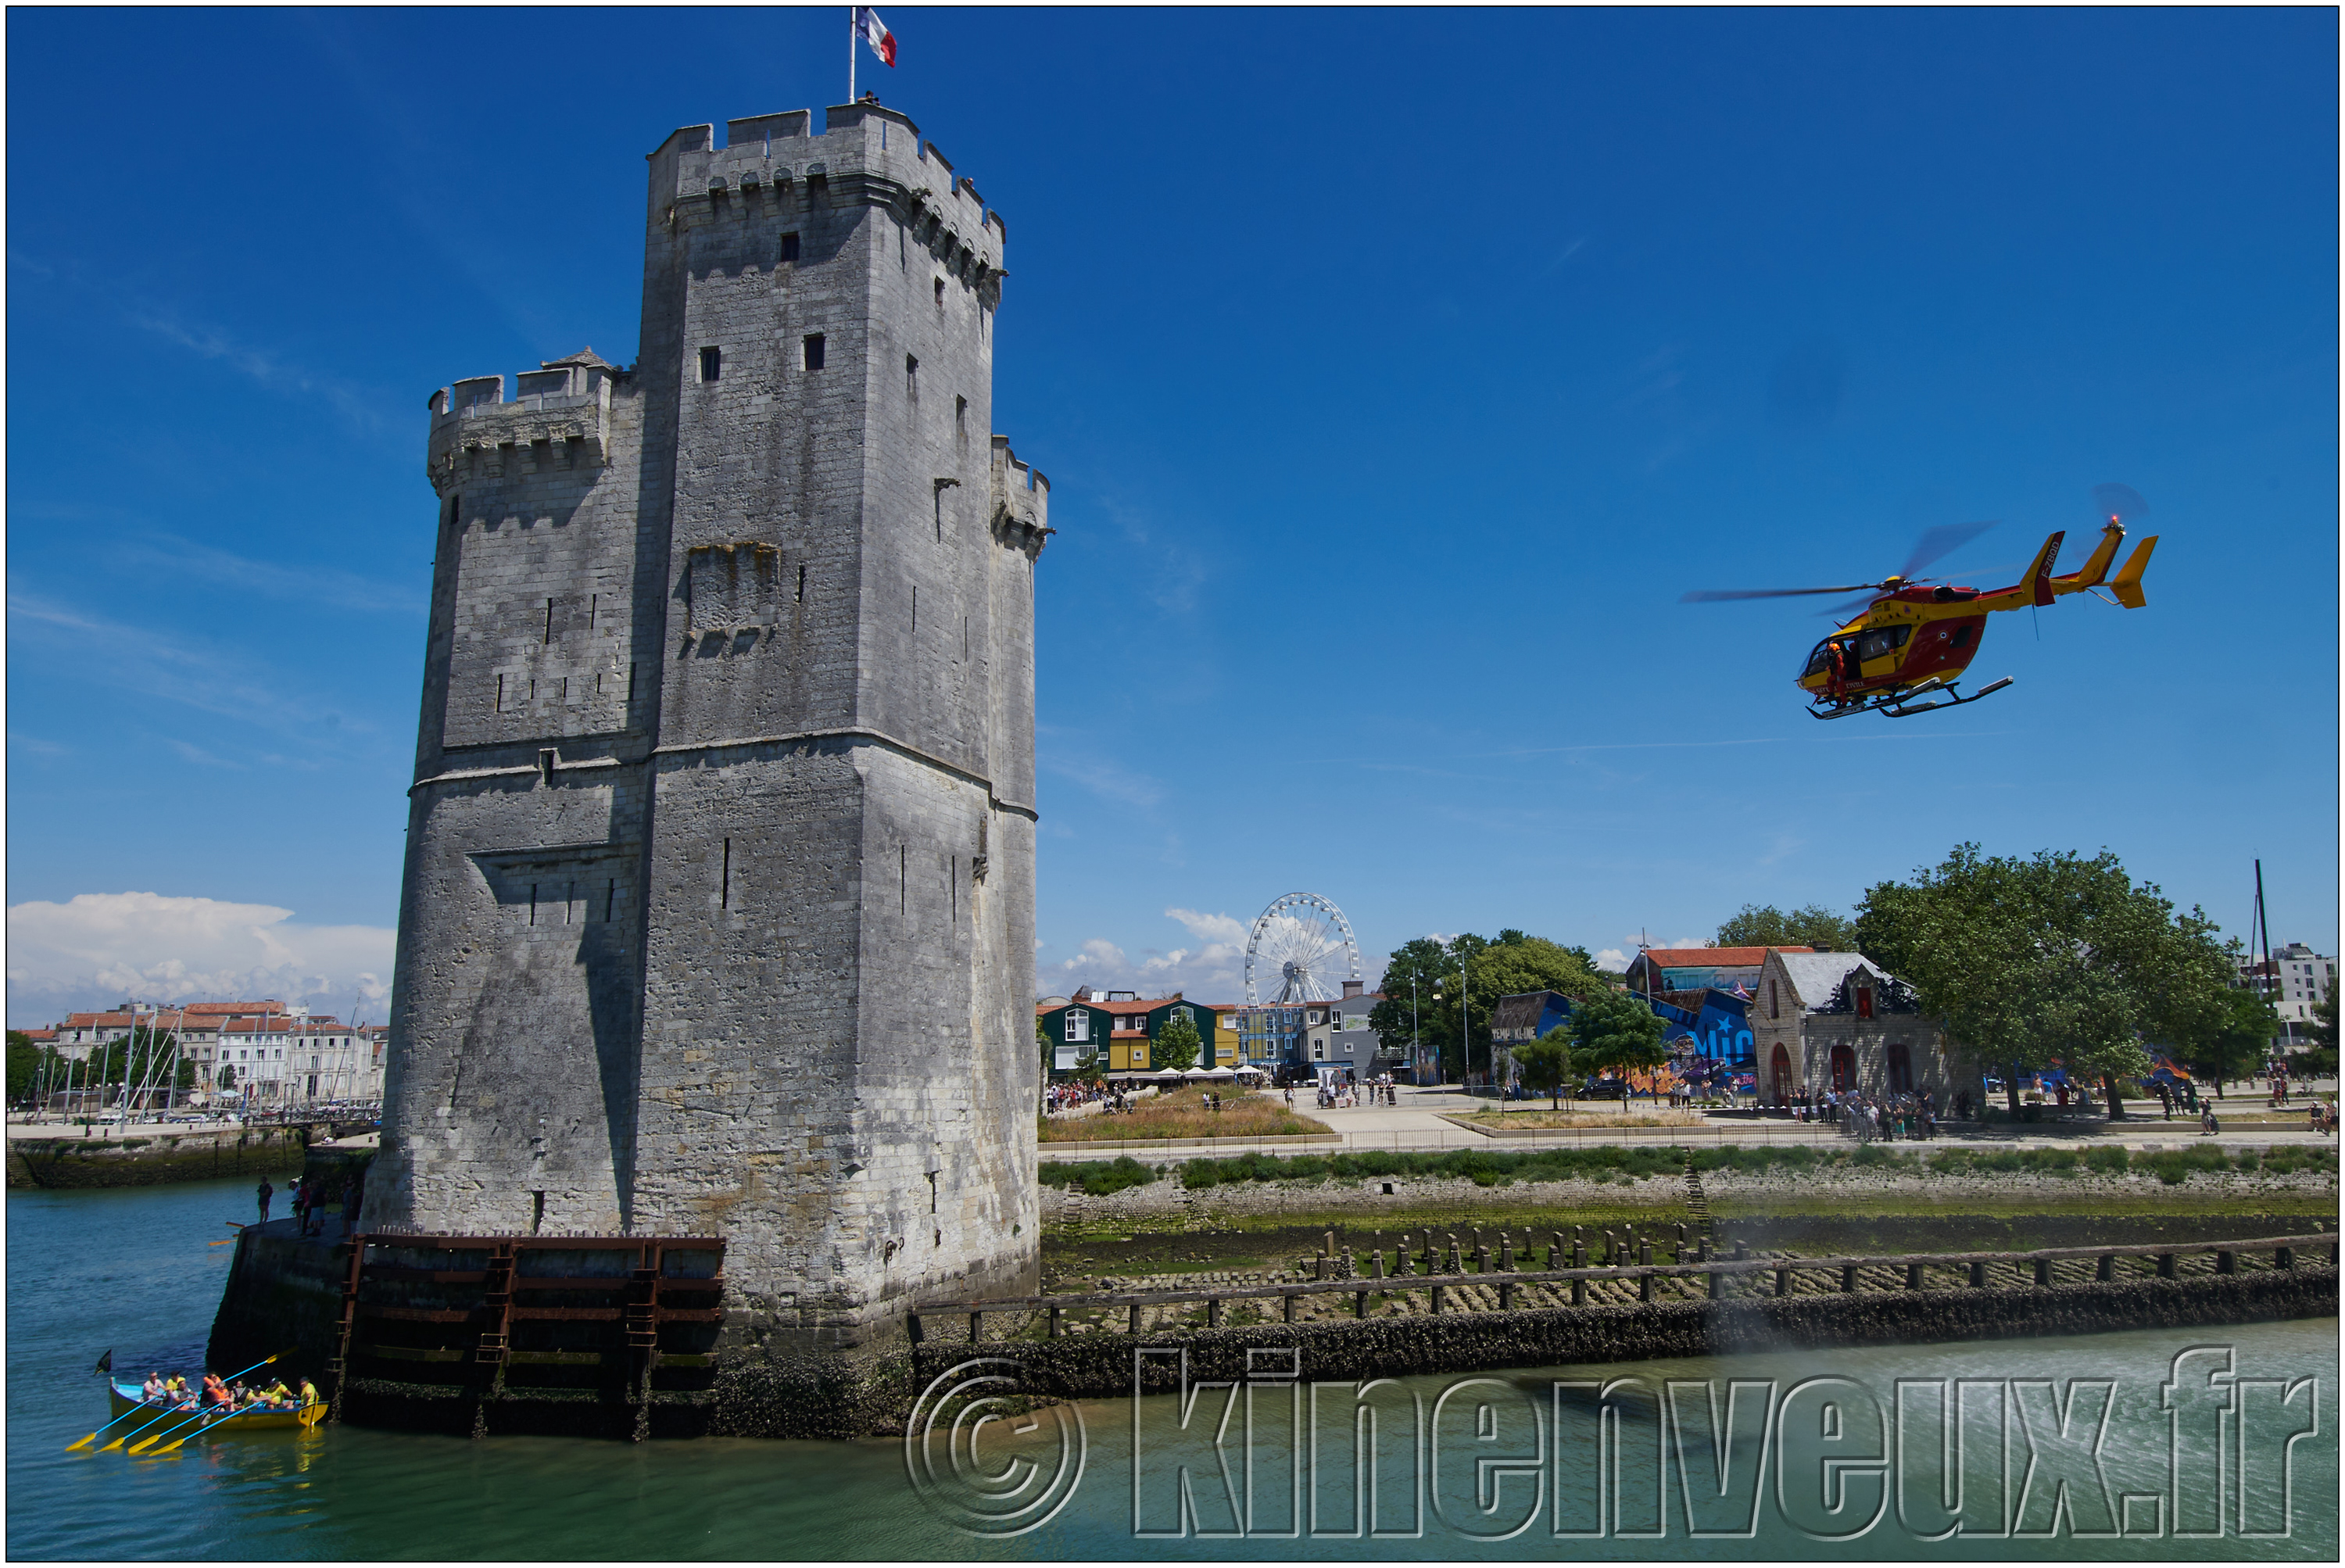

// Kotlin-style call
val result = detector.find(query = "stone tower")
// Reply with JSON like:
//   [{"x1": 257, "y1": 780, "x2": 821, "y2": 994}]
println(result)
[{"x1": 375, "y1": 102, "x2": 1047, "y2": 1347}]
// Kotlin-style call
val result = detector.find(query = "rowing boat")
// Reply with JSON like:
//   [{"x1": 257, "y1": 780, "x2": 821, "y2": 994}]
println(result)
[{"x1": 107, "y1": 1380, "x2": 325, "y2": 1435}]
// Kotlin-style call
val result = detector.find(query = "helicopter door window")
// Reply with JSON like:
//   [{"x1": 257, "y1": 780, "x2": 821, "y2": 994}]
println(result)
[{"x1": 1853, "y1": 625, "x2": 1911, "y2": 664}]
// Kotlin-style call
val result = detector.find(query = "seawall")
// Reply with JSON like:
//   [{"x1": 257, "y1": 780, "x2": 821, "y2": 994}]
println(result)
[
  {"x1": 7, "y1": 1126, "x2": 312, "y2": 1189},
  {"x1": 898, "y1": 1267, "x2": 2341, "y2": 1419},
  {"x1": 206, "y1": 1223, "x2": 2336, "y2": 1440}
]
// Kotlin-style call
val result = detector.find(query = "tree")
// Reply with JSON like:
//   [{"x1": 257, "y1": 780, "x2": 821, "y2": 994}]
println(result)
[
  {"x1": 7, "y1": 1031, "x2": 50, "y2": 1103},
  {"x1": 1514, "y1": 1028, "x2": 1578, "y2": 1108},
  {"x1": 2186, "y1": 986, "x2": 2278, "y2": 1097},
  {"x1": 1368, "y1": 929, "x2": 1606, "y2": 1081},
  {"x1": 1717, "y1": 903, "x2": 1859, "y2": 953},
  {"x1": 2304, "y1": 979, "x2": 2340, "y2": 1079},
  {"x1": 217, "y1": 1064, "x2": 238, "y2": 1092},
  {"x1": 1566, "y1": 990, "x2": 1667, "y2": 1079},
  {"x1": 1854, "y1": 844, "x2": 2236, "y2": 1119},
  {"x1": 1152, "y1": 1016, "x2": 1201, "y2": 1073}
]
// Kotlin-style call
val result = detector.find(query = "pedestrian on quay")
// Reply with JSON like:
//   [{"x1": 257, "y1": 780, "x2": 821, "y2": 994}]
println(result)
[{"x1": 256, "y1": 1177, "x2": 274, "y2": 1223}]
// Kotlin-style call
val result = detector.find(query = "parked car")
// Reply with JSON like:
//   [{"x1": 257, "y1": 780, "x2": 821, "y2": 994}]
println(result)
[{"x1": 1580, "y1": 1078, "x2": 1630, "y2": 1101}]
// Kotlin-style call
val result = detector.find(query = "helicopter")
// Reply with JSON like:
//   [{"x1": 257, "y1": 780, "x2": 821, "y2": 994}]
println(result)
[{"x1": 1682, "y1": 485, "x2": 2159, "y2": 719}]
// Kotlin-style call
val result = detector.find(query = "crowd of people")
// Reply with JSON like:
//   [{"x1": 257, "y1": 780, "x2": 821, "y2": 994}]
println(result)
[
  {"x1": 1042, "y1": 1081, "x2": 1108, "y2": 1116},
  {"x1": 1289, "y1": 1076, "x2": 1398, "y2": 1109},
  {"x1": 255, "y1": 1168, "x2": 366, "y2": 1232},
  {"x1": 1799, "y1": 1088, "x2": 1942, "y2": 1140}
]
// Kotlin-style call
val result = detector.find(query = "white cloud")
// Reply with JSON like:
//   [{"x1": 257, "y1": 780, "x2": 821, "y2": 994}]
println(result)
[
  {"x1": 7, "y1": 594, "x2": 367, "y2": 739},
  {"x1": 1165, "y1": 908, "x2": 1248, "y2": 947},
  {"x1": 1040, "y1": 756, "x2": 1164, "y2": 810},
  {"x1": 120, "y1": 533, "x2": 427, "y2": 617},
  {"x1": 6, "y1": 892, "x2": 396, "y2": 1025},
  {"x1": 1595, "y1": 948, "x2": 1631, "y2": 972},
  {"x1": 124, "y1": 310, "x2": 388, "y2": 432}
]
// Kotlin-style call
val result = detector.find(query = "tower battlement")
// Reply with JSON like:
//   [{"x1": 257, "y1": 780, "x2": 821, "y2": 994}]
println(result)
[
  {"x1": 425, "y1": 350, "x2": 621, "y2": 489},
  {"x1": 650, "y1": 104, "x2": 1005, "y2": 287}
]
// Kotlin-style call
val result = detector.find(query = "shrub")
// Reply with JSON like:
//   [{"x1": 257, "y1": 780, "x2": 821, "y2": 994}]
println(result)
[{"x1": 1037, "y1": 1155, "x2": 1158, "y2": 1196}]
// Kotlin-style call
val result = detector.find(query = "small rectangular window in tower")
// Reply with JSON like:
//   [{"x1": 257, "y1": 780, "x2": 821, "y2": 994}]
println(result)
[
  {"x1": 605, "y1": 879, "x2": 616, "y2": 923},
  {"x1": 699, "y1": 346, "x2": 722, "y2": 382},
  {"x1": 538, "y1": 749, "x2": 557, "y2": 786},
  {"x1": 934, "y1": 277, "x2": 945, "y2": 310},
  {"x1": 954, "y1": 396, "x2": 967, "y2": 437},
  {"x1": 796, "y1": 564, "x2": 806, "y2": 603},
  {"x1": 803, "y1": 334, "x2": 825, "y2": 371},
  {"x1": 905, "y1": 353, "x2": 918, "y2": 396},
  {"x1": 495, "y1": 674, "x2": 505, "y2": 712},
  {"x1": 911, "y1": 585, "x2": 917, "y2": 635},
  {"x1": 721, "y1": 838, "x2": 732, "y2": 909},
  {"x1": 528, "y1": 883, "x2": 539, "y2": 927},
  {"x1": 779, "y1": 231, "x2": 800, "y2": 263},
  {"x1": 543, "y1": 599, "x2": 554, "y2": 644}
]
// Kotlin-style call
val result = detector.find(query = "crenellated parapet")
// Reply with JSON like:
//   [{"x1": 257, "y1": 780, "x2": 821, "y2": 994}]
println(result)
[
  {"x1": 650, "y1": 103, "x2": 1008, "y2": 307},
  {"x1": 989, "y1": 435, "x2": 1051, "y2": 558},
  {"x1": 425, "y1": 348, "x2": 621, "y2": 493}
]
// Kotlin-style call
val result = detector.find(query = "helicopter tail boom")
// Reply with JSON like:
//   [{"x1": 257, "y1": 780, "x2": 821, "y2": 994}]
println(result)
[{"x1": 2110, "y1": 535, "x2": 2158, "y2": 608}]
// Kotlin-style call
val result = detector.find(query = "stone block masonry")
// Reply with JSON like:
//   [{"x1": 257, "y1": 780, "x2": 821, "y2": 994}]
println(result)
[{"x1": 372, "y1": 101, "x2": 1048, "y2": 1351}]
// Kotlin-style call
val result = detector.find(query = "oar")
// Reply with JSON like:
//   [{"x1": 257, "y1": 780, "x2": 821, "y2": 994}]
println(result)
[
  {"x1": 146, "y1": 1398, "x2": 271, "y2": 1454},
  {"x1": 104, "y1": 1398, "x2": 207, "y2": 1455},
  {"x1": 67, "y1": 1392, "x2": 169, "y2": 1452}
]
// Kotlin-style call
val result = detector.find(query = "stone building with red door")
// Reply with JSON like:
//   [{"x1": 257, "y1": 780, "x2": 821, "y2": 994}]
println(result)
[{"x1": 1749, "y1": 950, "x2": 1964, "y2": 1105}]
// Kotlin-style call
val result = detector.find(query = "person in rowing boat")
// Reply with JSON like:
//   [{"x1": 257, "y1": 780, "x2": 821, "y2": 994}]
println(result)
[
  {"x1": 202, "y1": 1373, "x2": 231, "y2": 1410},
  {"x1": 164, "y1": 1373, "x2": 190, "y2": 1404},
  {"x1": 258, "y1": 1377, "x2": 295, "y2": 1409},
  {"x1": 297, "y1": 1377, "x2": 320, "y2": 1409},
  {"x1": 141, "y1": 1373, "x2": 166, "y2": 1403}
]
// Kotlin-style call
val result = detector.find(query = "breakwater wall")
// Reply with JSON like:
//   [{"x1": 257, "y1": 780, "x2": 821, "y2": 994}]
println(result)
[
  {"x1": 7, "y1": 1125, "x2": 311, "y2": 1189},
  {"x1": 206, "y1": 1219, "x2": 2337, "y2": 1440},
  {"x1": 894, "y1": 1267, "x2": 2340, "y2": 1420}
]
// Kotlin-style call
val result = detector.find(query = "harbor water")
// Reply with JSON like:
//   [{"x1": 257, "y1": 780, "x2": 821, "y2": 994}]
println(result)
[{"x1": 9, "y1": 1178, "x2": 2336, "y2": 1560}]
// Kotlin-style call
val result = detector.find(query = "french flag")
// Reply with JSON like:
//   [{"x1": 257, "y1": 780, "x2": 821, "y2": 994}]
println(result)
[{"x1": 857, "y1": 7, "x2": 897, "y2": 67}]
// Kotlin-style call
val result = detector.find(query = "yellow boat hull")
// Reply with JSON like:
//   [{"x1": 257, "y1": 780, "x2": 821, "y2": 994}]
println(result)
[{"x1": 109, "y1": 1383, "x2": 324, "y2": 1436}]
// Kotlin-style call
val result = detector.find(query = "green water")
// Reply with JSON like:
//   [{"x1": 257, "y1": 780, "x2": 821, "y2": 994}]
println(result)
[{"x1": 9, "y1": 1180, "x2": 2337, "y2": 1559}]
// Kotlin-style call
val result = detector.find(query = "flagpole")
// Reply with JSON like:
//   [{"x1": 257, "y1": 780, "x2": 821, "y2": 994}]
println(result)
[{"x1": 849, "y1": 5, "x2": 856, "y2": 105}]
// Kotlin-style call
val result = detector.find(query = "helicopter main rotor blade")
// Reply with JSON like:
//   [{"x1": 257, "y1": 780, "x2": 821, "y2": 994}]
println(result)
[
  {"x1": 1899, "y1": 521, "x2": 1997, "y2": 582},
  {"x1": 1813, "y1": 592, "x2": 1886, "y2": 621},
  {"x1": 2091, "y1": 483, "x2": 2148, "y2": 524},
  {"x1": 1680, "y1": 583, "x2": 1885, "y2": 603}
]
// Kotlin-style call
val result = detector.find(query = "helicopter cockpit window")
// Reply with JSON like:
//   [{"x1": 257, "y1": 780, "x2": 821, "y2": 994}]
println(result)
[
  {"x1": 1801, "y1": 640, "x2": 1837, "y2": 678},
  {"x1": 1853, "y1": 625, "x2": 1912, "y2": 664}
]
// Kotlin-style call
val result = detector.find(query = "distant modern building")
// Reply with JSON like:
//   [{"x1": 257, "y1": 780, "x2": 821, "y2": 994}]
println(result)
[
  {"x1": 1749, "y1": 950, "x2": 1959, "y2": 1104},
  {"x1": 2238, "y1": 943, "x2": 2336, "y2": 1048},
  {"x1": 1624, "y1": 946, "x2": 1813, "y2": 996},
  {"x1": 1298, "y1": 982, "x2": 1387, "y2": 1083}
]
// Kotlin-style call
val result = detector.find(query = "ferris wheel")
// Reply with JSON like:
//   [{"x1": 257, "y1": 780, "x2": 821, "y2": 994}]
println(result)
[{"x1": 1244, "y1": 893, "x2": 1362, "y2": 1005}]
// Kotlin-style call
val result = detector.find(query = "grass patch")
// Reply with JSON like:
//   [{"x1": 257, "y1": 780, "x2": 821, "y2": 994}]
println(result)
[
  {"x1": 1039, "y1": 1087, "x2": 1330, "y2": 1144},
  {"x1": 1180, "y1": 1144, "x2": 1695, "y2": 1190},
  {"x1": 1036, "y1": 1156, "x2": 1161, "y2": 1196}
]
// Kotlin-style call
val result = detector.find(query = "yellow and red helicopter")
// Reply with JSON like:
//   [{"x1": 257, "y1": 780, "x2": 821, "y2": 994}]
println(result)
[{"x1": 1683, "y1": 485, "x2": 2159, "y2": 719}]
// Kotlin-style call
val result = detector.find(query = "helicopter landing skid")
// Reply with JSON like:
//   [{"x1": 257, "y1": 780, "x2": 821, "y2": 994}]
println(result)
[{"x1": 1808, "y1": 676, "x2": 2014, "y2": 721}]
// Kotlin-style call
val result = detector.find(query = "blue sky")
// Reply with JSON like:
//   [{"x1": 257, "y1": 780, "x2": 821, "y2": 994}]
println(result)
[{"x1": 5, "y1": 9, "x2": 2336, "y2": 1022}]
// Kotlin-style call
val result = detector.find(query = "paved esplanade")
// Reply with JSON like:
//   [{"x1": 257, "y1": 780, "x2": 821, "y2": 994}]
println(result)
[{"x1": 1036, "y1": 1087, "x2": 2337, "y2": 1161}]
